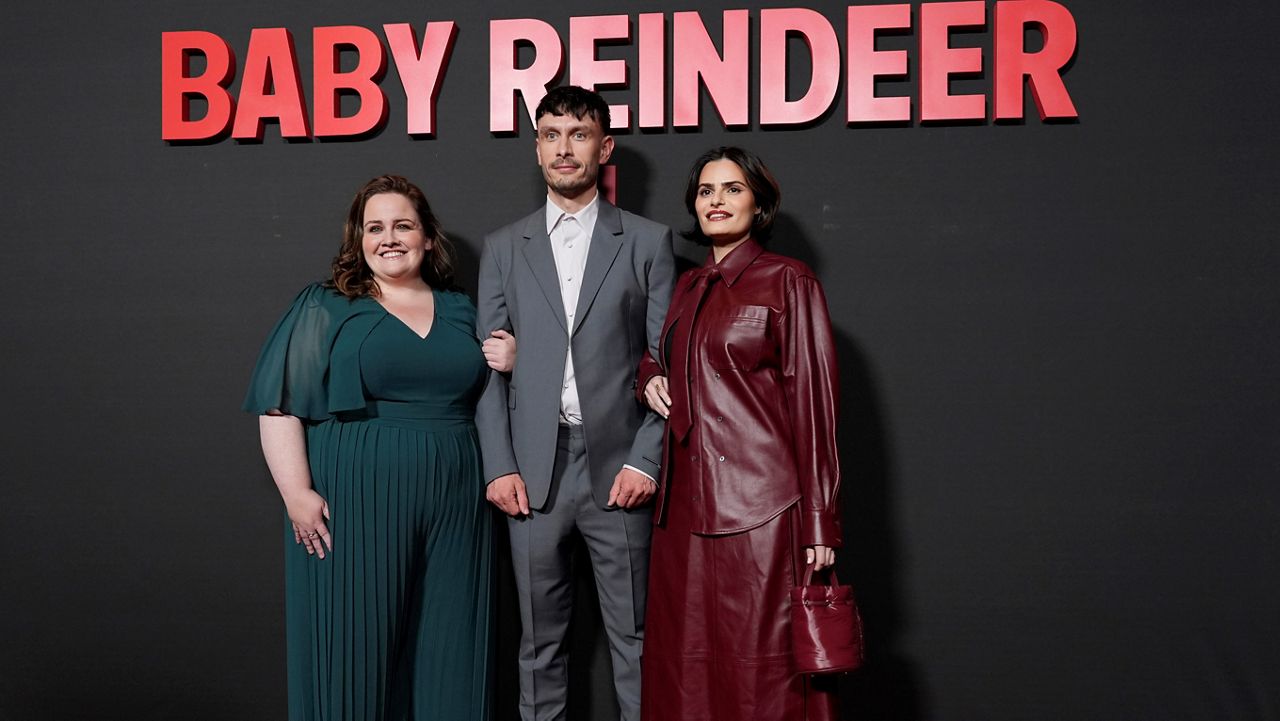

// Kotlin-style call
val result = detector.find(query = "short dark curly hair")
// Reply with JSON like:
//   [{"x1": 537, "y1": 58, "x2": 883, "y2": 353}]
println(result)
[
  {"x1": 535, "y1": 85, "x2": 612, "y2": 131},
  {"x1": 329, "y1": 175, "x2": 455, "y2": 298},
  {"x1": 683, "y1": 146, "x2": 782, "y2": 245}
]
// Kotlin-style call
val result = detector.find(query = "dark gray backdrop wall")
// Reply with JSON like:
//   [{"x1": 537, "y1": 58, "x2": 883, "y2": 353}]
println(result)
[{"x1": 2, "y1": 1, "x2": 1277, "y2": 719}]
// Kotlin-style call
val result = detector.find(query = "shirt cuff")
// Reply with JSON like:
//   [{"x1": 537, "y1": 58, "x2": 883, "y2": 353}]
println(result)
[
  {"x1": 800, "y1": 509, "x2": 843, "y2": 548},
  {"x1": 622, "y1": 464, "x2": 656, "y2": 483}
]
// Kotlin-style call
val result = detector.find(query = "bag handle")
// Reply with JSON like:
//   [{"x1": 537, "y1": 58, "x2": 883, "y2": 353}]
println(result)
[{"x1": 801, "y1": 562, "x2": 840, "y2": 587}]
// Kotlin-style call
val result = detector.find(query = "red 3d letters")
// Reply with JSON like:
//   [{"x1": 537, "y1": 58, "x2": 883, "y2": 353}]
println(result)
[
  {"x1": 161, "y1": 23, "x2": 456, "y2": 141},
  {"x1": 491, "y1": 1, "x2": 1077, "y2": 131},
  {"x1": 161, "y1": 2, "x2": 1078, "y2": 141}
]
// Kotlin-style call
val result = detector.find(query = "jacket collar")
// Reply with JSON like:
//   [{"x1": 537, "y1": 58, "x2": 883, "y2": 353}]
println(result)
[
  {"x1": 523, "y1": 196, "x2": 621, "y2": 240},
  {"x1": 519, "y1": 197, "x2": 624, "y2": 336},
  {"x1": 706, "y1": 238, "x2": 764, "y2": 288},
  {"x1": 544, "y1": 193, "x2": 602, "y2": 235}
]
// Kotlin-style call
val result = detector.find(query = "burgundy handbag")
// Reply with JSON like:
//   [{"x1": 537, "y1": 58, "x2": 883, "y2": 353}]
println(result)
[{"x1": 789, "y1": 565, "x2": 865, "y2": 674}]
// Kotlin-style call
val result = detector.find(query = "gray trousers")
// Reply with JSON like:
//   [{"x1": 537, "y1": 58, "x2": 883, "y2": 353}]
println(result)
[{"x1": 508, "y1": 424, "x2": 652, "y2": 721}]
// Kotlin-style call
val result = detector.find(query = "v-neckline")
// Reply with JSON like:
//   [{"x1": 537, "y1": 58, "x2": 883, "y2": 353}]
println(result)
[{"x1": 375, "y1": 288, "x2": 437, "y2": 340}]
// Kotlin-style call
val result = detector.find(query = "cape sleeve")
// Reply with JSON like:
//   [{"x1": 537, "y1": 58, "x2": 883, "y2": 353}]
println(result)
[{"x1": 241, "y1": 282, "x2": 357, "y2": 421}]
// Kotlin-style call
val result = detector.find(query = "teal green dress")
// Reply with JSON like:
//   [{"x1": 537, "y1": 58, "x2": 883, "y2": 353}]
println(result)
[{"x1": 243, "y1": 283, "x2": 491, "y2": 721}]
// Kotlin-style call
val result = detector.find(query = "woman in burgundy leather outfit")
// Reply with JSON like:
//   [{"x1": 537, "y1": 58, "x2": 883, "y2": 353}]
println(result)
[{"x1": 636, "y1": 147, "x2": 843, "y2": 720}]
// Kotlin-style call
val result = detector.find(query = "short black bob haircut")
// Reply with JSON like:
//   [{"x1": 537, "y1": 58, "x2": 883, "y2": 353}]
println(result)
[
  {"x1": 535, "y1": 85, "x2": 612, "y2": 132},
  {"x1": 683, "y1": 146, "x2": 782, "y2": 245}
]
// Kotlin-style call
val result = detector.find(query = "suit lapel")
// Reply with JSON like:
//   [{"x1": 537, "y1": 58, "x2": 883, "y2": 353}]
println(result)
[
  {"x1": 571, "y1": 200, "x2": 624, "y2": 336},
  {"x1": 519, "y1": 211, "x2": 569, "y2": 334}
]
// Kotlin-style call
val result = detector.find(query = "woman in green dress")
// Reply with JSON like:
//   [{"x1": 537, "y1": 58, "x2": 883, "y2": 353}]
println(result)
[{"x1": 244, "y1": 175, "x2": 510, "y2": 720}]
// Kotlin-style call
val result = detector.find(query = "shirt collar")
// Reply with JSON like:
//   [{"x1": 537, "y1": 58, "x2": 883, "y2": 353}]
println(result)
[
  {"x1": 706, "y1": 238, "x2": 764, "y2": 287},
  {"x1": 546, "y1": 193, "x2": 601, "y2": 235}
]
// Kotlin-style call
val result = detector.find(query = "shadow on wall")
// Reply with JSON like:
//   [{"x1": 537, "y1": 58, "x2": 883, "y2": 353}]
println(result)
[
  {"x1": 773, "y1": 215, "x2": 929, "y2": 721},
  {"x1": 448, "y1": 232, "x2": 480, "y2": 296},
  {"x1": 831, "y1": 328, "x2": 928, "y2": 721},
  {"x1": 610, "y1": 147, "x2": 655, "y2": 221}
]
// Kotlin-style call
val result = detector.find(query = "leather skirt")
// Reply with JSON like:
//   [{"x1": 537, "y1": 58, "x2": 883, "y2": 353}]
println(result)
[{"x1": 640, "y1": 438, "x2": 839, "y2": 721}]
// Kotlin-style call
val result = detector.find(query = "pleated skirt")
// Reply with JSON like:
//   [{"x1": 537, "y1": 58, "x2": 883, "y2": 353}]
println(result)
[{"x1": 285, "y1": 416, "x2": 492, "y2": 721}]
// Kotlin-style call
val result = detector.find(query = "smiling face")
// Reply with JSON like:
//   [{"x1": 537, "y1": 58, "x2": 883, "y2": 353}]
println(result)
[
  {"x1": 535, "y1": 111, "x2": 614, "y2": 205},
  {"x1": 694, "y1": 159, "x2": 760, "y2": 247},
  {"x1": 360, "y1": 193, "x2": 433, "y2": 287}
]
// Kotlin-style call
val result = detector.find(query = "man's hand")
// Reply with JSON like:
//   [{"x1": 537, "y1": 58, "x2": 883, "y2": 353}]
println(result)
[
  {"x1": 486, "y1": 472, "x2": 530, "y2": 516},
  {"x1": 606, "y1": 467, "x2": 657, "y2": 509}
]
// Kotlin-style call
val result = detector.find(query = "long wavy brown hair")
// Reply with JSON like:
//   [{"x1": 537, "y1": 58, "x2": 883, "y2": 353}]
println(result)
[{"x1": 329, "y1": 175, "x2": 456, "y2": 298}]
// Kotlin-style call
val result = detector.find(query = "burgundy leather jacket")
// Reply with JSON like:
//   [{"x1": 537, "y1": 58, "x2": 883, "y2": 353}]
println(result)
[{"x1": 637, "y1": 240, "x2": 842, "y2": 547}]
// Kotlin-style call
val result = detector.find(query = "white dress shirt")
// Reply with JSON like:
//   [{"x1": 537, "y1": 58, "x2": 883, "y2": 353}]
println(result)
[
  {"x1": 545, "y1": 194, "x2": 653, "y2": 483},
  {"x1": 546, "y1": 194, "x2": 599, "y2": 425}
]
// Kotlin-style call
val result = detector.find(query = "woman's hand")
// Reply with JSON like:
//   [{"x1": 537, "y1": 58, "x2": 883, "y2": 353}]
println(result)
[
  {"x1": 284, "y1": 488, "x2": 332, "y2": 559},
  {"x1": 260, "y1": 414, "x2": 330, "y2": 558},
  {"x1": 805, "y1": 544, "x2": 835, "y2": 571},
  {"x1": 643, "y1": 375, "x2": 672, "y2": 418},
  {"x1": 483, "y1": 329, "x2": 516, "y2": 373}
]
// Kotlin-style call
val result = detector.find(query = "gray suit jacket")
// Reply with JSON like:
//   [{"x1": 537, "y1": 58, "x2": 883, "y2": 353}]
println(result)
[{"x1": 475, "y1": 199, "x2": 675, "y2": 509}]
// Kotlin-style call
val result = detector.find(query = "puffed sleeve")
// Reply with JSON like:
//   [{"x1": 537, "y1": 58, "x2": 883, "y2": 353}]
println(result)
[
  {"x1": 242, "y1": 283, "x2": 373, "y2": 421},
  {"x1": 782, "y1": 272, "x2": 843, "y2": 548}
]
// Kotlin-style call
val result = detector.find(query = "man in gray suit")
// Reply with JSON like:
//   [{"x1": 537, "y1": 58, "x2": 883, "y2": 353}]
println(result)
[{"x1": 476, "y1": 85, "x2": 675, "y2": 721}]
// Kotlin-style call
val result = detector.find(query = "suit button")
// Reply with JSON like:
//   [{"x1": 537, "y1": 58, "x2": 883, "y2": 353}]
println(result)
[
  {"x1": 691, "y1": 454, "x2": 699, "y2": 462},
  {"x1": 718, "y1": 455, "x2": 725, "y2": 462},
  {"x1": 714, "y1": 373, "x2": 720, "y2": 379},
  {"x1": 716, "y1": 416, "x2": 724, "y2": 422}
]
